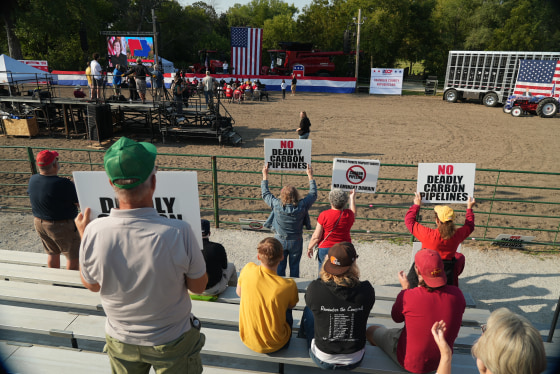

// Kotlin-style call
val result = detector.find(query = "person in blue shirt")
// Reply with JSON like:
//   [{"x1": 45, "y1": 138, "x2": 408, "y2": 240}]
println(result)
[
  {"x1": 261, "y1": 163, "x2": 317, "y2": 277},
  {"x1": 112, "y1": 64, "x2": 123, "y2": 96}
]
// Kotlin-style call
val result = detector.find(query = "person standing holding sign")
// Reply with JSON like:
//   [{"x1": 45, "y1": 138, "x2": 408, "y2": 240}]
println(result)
[
  {"x1": 262, "y1": 163, "x2": 317, "y2": 278},
  {"x1": 405, "y1": 192, "x2": 475, "y2": 287},
  {"x1": 307, "y1": 188, "x2": 356, "y2": 274}
]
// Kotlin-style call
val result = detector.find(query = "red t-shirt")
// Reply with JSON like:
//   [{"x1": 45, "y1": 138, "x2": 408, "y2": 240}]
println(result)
[
  {"x1": 405, "y1": 204, "x2": 474, "y2": 260},
  {"x1": 392, "y1": 286, "x2": 466, "y2": 373},
  {"x1": 317, "y1": 209, "x2": 354, "y2": 248}
]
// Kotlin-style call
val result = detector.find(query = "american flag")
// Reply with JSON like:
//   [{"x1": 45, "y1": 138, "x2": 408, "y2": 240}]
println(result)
[
  {"x1": 231, "y1": 27, "x2": 262, "y2": 76},
  {"x1": 513, "y1": 59, "x2": 560, "y2": 97}
]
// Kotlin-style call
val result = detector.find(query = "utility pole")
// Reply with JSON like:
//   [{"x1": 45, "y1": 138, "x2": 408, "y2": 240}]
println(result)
[
  {"x1": 353, "y1": 9, "x2": 366, "y2": 93},
  {"x1": 152, "y1": 8, "x2": 158, "y2": 68}
]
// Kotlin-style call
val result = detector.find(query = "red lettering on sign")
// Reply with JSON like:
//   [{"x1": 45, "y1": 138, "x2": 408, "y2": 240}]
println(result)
[
  {"x1": 511, "y1": 236, "x2": 521, "y2": 239},
  {"x1": 280, "y1": 141, "x2": 294, "y2": 148},
  {"x1": 438, "y1": 165, "x2": 454, "y2": 175}
]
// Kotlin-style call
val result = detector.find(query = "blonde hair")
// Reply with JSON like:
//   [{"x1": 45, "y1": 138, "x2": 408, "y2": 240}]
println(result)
[
  {"x1": 471, "y1": 308, "x2": 546, "y2": 374},
  {"x1": 280, "y1": 185, "x2": 299, "y2": 206},
  {"x1": 320, "y1": 261, "x2": 360, "y2": 288},
  {"x1": 257, "y1": 237, "x2": 283, "y2": 266}
]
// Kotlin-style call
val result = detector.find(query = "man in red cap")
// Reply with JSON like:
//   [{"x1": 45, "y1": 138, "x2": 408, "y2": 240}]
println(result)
[
  {"x1": 27, "y1": 150, "x2": 80, "y2": 270},
  {"x1": 366, "y1": 249, "x2": 466, "y2": 374}
]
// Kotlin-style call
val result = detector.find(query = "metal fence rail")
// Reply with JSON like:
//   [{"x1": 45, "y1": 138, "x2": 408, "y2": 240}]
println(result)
[{"x1": 1, "y1": 145, "x2": 559, "y2": 249}]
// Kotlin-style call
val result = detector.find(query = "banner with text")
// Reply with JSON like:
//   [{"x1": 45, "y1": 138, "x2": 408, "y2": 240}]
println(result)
[
  {"x1": 331, "y1": 158, "x2": 381, "y2": 193},
  {"x1": 416, "y1": 163, "x2": 476, "y2": 204},
  {"x1": 73, "y1": 171, "x2": 202, "y2": 249},
  {"x1": 369, "y1": 68, "x2": 404, "y2": 95},
  {"x1": 264, "y1": 139, "x2": 311, "y2": 171}
]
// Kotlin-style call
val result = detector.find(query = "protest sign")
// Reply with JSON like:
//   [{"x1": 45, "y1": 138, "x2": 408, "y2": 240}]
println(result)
[
  {"x1": 369, "y1": 68, "x2": 404, "y2": 95},
  {"x1": 264, "y1": 139, "x2": 311, "y2": 171},
  {"x1": 492, "y1": 234, "x2": 535, "y2": 249},
  {"x1": 416, "y1": 163, "x2": 476, "y2": 203},
  {"x1": 331, "y1": 158, "x2": 380, "y2": 193},
  {"x1": 73, "y1": 171, "x2": 202, "y2": 248}
]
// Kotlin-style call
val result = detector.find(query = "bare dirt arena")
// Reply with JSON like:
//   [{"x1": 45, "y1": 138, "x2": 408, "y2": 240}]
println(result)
[{"x1": 1, "y1": 91, "x2": 559, "y2": 332}]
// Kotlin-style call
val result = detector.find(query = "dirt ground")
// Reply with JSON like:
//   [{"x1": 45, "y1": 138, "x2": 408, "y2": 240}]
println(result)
[{"x1": 1, "y1": 90, "x2": 559, "y2": 243}]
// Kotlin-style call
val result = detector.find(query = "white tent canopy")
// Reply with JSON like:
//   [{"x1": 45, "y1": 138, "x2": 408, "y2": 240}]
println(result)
[{"x1": 0, "y1": 54, "x2": 51, "y2": 84}]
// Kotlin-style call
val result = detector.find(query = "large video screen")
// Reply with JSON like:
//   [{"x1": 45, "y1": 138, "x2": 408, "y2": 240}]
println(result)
[{"x1": 106, "y1": 36, "x2": 154, "y2": 68}]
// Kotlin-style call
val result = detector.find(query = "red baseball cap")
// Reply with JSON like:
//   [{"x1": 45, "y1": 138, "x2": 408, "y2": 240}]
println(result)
[
  {"x1": 415, "y1": 249, "x2": 447, "y2": 288},
  {"x1": 36, "y1": 150, "x2": 59, "y2": 166}
]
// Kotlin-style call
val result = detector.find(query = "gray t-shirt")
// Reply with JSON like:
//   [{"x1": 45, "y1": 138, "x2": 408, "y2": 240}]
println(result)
[{"x1": 80, "y1": 207, "x2": 205, "y2": 345}]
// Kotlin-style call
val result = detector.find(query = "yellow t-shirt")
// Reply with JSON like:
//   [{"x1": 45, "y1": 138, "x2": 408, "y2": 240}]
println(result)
[
  {"x1": 85, "y1": 66, "x2": 92, "y2": 86},
  {"x1": 238, "y1": 262, "x2": 298, "y2": 353}
]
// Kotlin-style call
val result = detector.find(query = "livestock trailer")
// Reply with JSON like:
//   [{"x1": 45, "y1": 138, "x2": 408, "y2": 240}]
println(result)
[{"x1": 443, "y1": 51, "x2": 560, "y2": 106}]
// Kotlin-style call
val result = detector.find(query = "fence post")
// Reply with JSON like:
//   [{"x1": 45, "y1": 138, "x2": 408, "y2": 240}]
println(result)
[
  {"x1": 26, "y1": 147, "x2": 37, "y2": 175},
  {"x1": 483, "y1": 171, "x2": 500, "y2": 240},
  {"x1": 211, "y1": 156, "x2": 220, "y2": 228}
]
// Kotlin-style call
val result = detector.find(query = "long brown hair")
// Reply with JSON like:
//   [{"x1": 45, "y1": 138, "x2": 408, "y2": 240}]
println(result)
[
  {"x1": 435, "y1": 213, "x2": 456, "y2": 239},
  {"x1": 280, "y1": 185, "x2": 299, "y2": 206}
]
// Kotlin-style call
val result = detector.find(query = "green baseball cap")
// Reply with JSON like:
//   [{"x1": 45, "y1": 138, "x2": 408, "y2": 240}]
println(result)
[{"x1": 104, "y1": 137, "x2": 157, "y2": 189}]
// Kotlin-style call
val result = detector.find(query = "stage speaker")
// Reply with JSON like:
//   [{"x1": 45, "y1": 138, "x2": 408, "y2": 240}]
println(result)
[{"x1": 86, "y1": 104, "x2": 112, "y2": 141}]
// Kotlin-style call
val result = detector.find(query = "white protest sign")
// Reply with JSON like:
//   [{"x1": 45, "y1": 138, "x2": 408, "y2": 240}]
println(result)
[
  {"x1": 264, "y1": 139, "x2": 311, "y2": 171},
  {"x1": 331, "y1": 158, "x2": 380, "y2": 193},
  {"x1": 369, "y1": 68, "x2": 404, "y2": 95},
  {"x1": 493, "y1": 234, "x2": 535, "y2": 249},
  {"x1": 73, "y1": 171, "x2": 202, "y2": 249},
  {"x1": 416, "y1": 163, "x2": 476, "y2": 204}
]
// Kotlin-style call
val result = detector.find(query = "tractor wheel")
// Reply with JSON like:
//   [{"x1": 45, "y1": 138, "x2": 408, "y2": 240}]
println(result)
[
  {"x1": 444, "y1": 89, "x2": 458, "y2": 103},
  {"x1": 483, "y1": 92, "x2": 499, "y2": 107},
  {"x1": 536, "y1": 98, "x2": 559, "y2": 118},
  {"x1": 511, "y1": 106, "x2": 523, "y2": 117},
  {"x1": 503, "y1": 106, "x2": 512, "y2": 114}
]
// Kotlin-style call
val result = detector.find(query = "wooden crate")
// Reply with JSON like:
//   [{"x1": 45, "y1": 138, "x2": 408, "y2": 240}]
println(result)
[{"x1": 2, "y1": 117, "x2": 39, "y2": 137}]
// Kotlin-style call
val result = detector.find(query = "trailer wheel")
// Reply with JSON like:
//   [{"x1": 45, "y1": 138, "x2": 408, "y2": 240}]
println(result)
[
  {"x1": 511, "y1": 106, "x2": 523, "y2": 117},
  {"x1": 502, "y1": 106, "x2": 512, "y2": 114},
  {"x1": 536, "y1": 98, "x2": 559, "y2": 118},
  {"x1": 483, "y1": 92, "x2": 498, "y2": 107},
  {"x1": 444, "y1": 89, "x2": 458, "y2": 103}
]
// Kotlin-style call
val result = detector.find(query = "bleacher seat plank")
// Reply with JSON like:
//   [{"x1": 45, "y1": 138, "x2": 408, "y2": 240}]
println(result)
[
  {"x1": 0, "y1": 250, "x2": 46, "y2": 267},
  {"x1": 0, "y1": 263, "x2": 83, "y2": 287},
  {"x1": 0, "y1": 304, "x2": 78, "y2": 336}
]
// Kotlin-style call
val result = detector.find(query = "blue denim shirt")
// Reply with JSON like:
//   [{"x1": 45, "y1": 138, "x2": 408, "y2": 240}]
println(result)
[{"x1": 262, "y1": 179, "x2": 317, "y2": 240}]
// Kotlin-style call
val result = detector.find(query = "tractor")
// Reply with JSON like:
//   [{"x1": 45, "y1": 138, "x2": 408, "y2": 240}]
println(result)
[{"x1": 503, "y1": 95, "x2": 559, "y2": 118}]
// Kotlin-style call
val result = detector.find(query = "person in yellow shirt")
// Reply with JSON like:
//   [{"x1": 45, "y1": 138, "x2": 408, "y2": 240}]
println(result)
[
  {"x1": 85, "y1": 63, "x2": 93, "y2": 99},
  {"x1": 236, "y1": 237, "x2": 298, "y2": 353}
]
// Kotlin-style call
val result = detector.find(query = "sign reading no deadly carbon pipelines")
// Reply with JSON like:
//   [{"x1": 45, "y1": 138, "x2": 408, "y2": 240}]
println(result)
[
  {"x1": 416, "y1": 163, "x2": 476, "y2": 203},
  {"x1": 73, "y1": 171, "x2": 203, "y2": 249},
  {"x1": 331, "y1": 158, "x2": 381, "y2": 193},
  {"x1": 264, "y1": 139, "x2": 312, "y2": 171}
]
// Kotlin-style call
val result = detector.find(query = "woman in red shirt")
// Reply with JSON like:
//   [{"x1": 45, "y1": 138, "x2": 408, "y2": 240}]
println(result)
[
  {"x1": 405, "y1": 192, "x2": 475, "y2": 286},
  {"x1": 307, "y1": 188, "x2": 356, "y2": 275}
]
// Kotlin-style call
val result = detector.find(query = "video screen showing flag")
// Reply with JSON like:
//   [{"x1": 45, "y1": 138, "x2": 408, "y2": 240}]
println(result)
[
  {"x1": 513, "y1": 59, "x2": 560, "y2": 98},
  {"x1": 231, "y1": 27, "x2": 263, "y2": 76},
  {"x1": 106, "y1": 36, "x2": 154, "y2": 68}
]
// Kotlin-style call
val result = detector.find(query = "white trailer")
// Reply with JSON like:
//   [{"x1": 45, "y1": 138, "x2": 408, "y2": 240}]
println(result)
[{"x1": 443, "y1": 51, "x2": 560, "y2": 107}]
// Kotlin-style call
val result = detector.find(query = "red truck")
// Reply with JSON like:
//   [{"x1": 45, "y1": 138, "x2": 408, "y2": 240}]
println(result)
[{"x1": 267, "y1": 42, "x2": 349, "y2": 77}]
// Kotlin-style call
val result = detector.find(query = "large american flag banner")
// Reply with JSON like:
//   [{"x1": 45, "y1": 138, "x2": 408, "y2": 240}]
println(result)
[
  {"x1": 231, "y1": 27, "x2": 263, "y2": 76},
  {"x1": 513, "y1": 59, "x2": 560, "y2": 98}
]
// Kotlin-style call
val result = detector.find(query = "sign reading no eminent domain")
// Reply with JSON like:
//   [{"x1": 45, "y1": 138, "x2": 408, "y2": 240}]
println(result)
[
  {"x1": 416, "y1": 163, "x2": 476, "y2": 204},
  {"x1": 264, "y1": 139, "x2": 312, "y2": 171},
  {"x1": 331, "y1": 158, "x2": 381, "y2": 193}
]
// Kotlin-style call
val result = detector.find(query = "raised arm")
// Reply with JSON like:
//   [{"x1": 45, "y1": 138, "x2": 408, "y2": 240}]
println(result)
[
  {"x1": 431, "y1": 321, "x2": 452, "y2": 374},
  {"x1": 261, "y1": 163, "x2": 277, "y2": 207},
  {"x1": 349, "y1": 189, "x2": 357, "y2": 215}
]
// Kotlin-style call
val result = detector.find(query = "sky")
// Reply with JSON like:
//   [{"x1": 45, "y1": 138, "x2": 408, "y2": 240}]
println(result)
[{"x1": 177, "y1": 0, "x2": 314, "y2": 15}]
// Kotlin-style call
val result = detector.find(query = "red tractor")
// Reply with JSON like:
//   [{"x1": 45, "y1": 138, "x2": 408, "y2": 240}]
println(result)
[
  {"x1": 267, "y1": 42, "x2": 351, "y2": 76},
  {"x1": 503, "y1": 95, "x2": 559, "y2": 118},
  {"x1": 192, "y1": 50, "x2": 227, "y2": 74}
]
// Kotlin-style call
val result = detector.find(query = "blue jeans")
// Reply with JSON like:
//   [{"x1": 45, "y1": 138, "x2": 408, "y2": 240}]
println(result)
[
  {"x1": 300, "y1": 307, "x2": 363, "y2": 370},
  {"x1": 299, "y1": 133, "x2": 309, "y2": 139},
  {"x1": 276, "y1": 237, "x2": 303, "y2": 278},
  {"x1": 204, "y1": 90, "x2": 212, "y2": 105},
  {"x1": 317, "y1": 247, "x2": 330, "y2": 275}
]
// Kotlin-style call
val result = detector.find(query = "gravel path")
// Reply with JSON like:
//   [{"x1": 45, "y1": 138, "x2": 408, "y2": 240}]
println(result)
[{"x1": 1, "y1": 211, "x2": 558, "y2": 331}]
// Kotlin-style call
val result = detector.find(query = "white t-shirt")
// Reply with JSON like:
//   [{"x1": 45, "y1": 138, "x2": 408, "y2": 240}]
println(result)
[
  {"x1": 80, "y1": 207, "x2": 206, "y2": 345},
  {"x1": 90, "y1": 59, "x2": 102, "y2": 80}
]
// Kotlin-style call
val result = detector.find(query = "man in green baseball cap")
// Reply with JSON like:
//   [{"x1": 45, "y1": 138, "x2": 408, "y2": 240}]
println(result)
[{"x1": 75, "y1": 137, "x2": 208, "y2": 373}]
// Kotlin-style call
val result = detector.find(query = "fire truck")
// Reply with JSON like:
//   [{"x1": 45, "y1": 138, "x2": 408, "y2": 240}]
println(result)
[
  {"x1": 443, "y1": 51, "x2": 560, "y2": 107},
  {"x1": 267, "y1": 42, "x2": 350, "y2": 76}
]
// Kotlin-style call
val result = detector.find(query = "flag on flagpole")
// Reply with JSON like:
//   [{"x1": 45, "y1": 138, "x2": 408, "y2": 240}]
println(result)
[
  {"x1": 231, "y1": 27, "x2": 263, "y2": 76},
  {"x1": 513, "y1": 59, "x2": 560, "y2": 98}
]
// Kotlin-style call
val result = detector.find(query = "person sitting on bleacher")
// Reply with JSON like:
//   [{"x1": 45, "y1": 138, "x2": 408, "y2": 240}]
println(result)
[
  {"x1": 366, "y1": 249, "x2": 465, "y2": 374},
  {"x1": 236, "y1": 237, "x2": 298, "y2": 353},
  {"x1": 194, "y1": 219, "x2": 237, "y2": 296},
  {"x1": 405, "y1": 192, "x2": 475, "y2": 287},
  {"x1": 299, "y1": 242, "x2": 375, "y2": 370},
  {"x1": 225, "y1": 84, "x2": 233, "y2": 103}
]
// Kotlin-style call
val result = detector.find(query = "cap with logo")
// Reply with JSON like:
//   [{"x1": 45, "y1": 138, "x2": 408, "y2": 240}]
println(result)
[
  {"x1": 434, "y1": 205, "x2": 455, "y2": 222},
  {"x1": 36, "y1": 150, "x2": 59, "y2": 167},
  {"x1": 414, "y1": 249, "x2": 447, "y2": 288},
  {"x1": 323, "y1": 242, "x2": 358, "y2": 276},
  {"x1": 104, "y1": 137, "x2": 157, "y2": 189}
]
